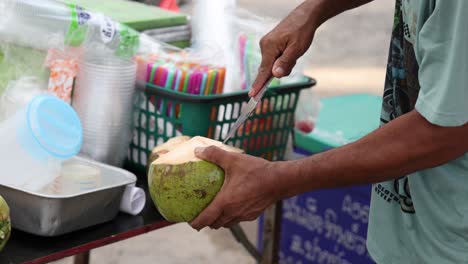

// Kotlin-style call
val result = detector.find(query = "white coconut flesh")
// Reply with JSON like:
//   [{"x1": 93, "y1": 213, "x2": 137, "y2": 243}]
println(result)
[
  {"x1": 153, "y1": 136, "x2": 243, "y2": 165},
  {"x1": 151, "y1": 136, "x2": 191, "y2": 155}
]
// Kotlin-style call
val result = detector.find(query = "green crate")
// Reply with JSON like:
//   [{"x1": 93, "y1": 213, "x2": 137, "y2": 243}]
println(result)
[{"x1": 126, "y1": 77, "x2": 316, "y2": 173}]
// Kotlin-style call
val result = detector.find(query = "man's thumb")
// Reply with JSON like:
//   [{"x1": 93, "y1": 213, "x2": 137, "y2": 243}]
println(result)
[
  {"x1": 194, "y1": 146, "x2": 228, "y2": 167},
  {"x1": 272, "y1": 46, "x2": 298, "y2": 78}
]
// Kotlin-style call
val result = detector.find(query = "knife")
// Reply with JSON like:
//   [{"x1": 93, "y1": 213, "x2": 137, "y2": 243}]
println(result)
[{"x1": 223, "y1": 76, "x2": 274, "y2": 144}]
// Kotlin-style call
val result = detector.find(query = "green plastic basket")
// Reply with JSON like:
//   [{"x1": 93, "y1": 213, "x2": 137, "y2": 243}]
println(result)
[{"x1": 126, "y1": 76, "x2": 316, "y2": 173}]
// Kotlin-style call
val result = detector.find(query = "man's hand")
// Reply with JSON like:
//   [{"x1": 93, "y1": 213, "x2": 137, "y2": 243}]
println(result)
[
  {"x1": 250, "y1": 0, "x2": 375, "y2": 97},
  {"x1": 249, "y1": 1, "x2": 317, "y2": 97},
  {"x1": 190, "y1": 146, "x2": 279, "y2": 231}
]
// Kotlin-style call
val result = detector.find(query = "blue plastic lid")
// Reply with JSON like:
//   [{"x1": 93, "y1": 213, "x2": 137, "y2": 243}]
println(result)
[{"x1": 26, "y1": 95, "x2": 83, "y2": 159}]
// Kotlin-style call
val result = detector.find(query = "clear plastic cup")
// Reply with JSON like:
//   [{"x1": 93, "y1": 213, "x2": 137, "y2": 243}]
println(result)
[
  {"x1": 0, "y1": 95, "x2": 83, "y2": 191},
  {"x1": 72, "y1": 56, "x2": 136, "y2": 166}
]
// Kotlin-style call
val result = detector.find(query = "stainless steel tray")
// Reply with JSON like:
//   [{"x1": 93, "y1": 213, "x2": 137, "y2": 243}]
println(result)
[{"x1": 0, "y1": 156, "x2": 136, "y2": 237}]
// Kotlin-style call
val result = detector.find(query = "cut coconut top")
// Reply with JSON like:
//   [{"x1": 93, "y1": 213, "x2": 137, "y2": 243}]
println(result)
[
  {"x1": 151, "y1": 136, "x2": 191, "y2": 156},
  {"x1": 153, "y1": 136, "x2": 243, "y2": 165}
]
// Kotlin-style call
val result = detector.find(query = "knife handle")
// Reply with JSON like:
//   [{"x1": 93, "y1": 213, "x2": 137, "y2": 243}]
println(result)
[{"x1": 253, "y1": 76, "x2": 274, "y2": 102}]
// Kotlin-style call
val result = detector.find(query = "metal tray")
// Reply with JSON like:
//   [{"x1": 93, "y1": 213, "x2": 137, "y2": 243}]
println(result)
[{"x1": 0, "y1": 156, "x2": 136, "y2": 237}]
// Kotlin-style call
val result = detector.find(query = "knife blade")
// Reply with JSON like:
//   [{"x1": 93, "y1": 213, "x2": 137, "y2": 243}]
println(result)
[{"x1": 223, "y1": 76, "x2": 274, "y2": 144}]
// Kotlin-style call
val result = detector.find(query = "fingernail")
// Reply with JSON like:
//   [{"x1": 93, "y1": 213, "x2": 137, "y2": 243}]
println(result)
[{"x1": 274, "y1": 67, "x2": 285, "y2": 76}]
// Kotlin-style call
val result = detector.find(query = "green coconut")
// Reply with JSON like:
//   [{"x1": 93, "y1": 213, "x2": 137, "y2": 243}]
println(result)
[
  {"x1": 148, "y1": 136, "x2": 243, "y2": 222},
  {"x1": 0, "y1": 195, "x2": 10, "y2": 252}
]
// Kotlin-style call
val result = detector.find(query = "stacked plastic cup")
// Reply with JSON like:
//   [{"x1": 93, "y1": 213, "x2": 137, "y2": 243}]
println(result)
[
  {"x1": 72, "y1": 56, "x2": 137, "y2": 167},
  {"x1": 0, "y1": 94, "x2": 83, "y2": 192}
]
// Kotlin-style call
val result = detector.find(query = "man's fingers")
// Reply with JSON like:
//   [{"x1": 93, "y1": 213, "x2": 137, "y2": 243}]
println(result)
[
  {"x1": 191, "y1": 197, "x2": 223, "y2": 231},
  {"x1": 194, "y1": 146, "x2": 231, "y2": 168},
  {"x1": 249, "y1": 37, "x2": 279, "y2": 97},
  {"x1": 250, "y1": 58, "x2": 275, "y2": 97},
  {"x1": 210, "y1": 214, "x2": 232, "y2": 230},
  {"x1": 273, "y1": 45, "x2": 299, "y2": 78},
  {"x1": 224, "y1": 218, "x2": 241, "y2": 229}
]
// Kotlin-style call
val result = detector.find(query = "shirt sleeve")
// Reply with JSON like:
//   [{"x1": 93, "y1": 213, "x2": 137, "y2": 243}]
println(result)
[{"x1": 414, "y1": 0, "x2": 468, "y2": 127}]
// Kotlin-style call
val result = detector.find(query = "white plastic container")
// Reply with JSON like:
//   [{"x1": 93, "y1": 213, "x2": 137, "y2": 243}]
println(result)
[{"x1": 0, "y1": 94, "x2": 83, "y2": 191}]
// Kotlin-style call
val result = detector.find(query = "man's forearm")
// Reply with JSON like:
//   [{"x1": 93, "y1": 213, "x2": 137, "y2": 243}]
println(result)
[
  {"x1": 299, "y1": 0, "x2": 375, "y2": 28},
  {"x1": 274, "y1": 111, "x2": 468, "y2": 199}
]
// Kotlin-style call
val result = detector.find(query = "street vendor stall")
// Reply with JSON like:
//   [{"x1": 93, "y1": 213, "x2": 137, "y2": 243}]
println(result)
[{"x1": 0, "y1": 0, "x2": 316, "y2": 263}]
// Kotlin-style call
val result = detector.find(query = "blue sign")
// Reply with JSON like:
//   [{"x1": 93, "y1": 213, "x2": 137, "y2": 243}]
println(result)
[{"x1": 259, "y1": 151, "x2": 375, "y2": 264}]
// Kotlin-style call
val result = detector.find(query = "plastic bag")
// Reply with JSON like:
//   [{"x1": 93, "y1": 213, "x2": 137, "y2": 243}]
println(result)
[
  {"x1": 0, "y1": 0, "x2": 141, "y2": 58},
  {"x1": 230, "y1": 8, "x2": 307, "y2": 89},
  {"x1": 0, "y1": 42, "x2": 49, "y2": 95},
  {"x1": 45, "y1": 48, "x2": 79, "y2": 104},
  {"x1": 231, "y1": 9, "x2": 277, "y2": 90},
  {"x1": 0, "y1": 0, "x2": 178, "y2": 106},
  {"x1": 191, "y1": 0, "x2": 243, "y2": 94},
  {"x1": 295, "y1": 88, "x2": 321, "y2": 134},
  {"x1": 0, "y1": 76, "x2": 46, "y2": 121},
  {"x1": 145, "y1": 45, "x2": 226, "y2": 95}
]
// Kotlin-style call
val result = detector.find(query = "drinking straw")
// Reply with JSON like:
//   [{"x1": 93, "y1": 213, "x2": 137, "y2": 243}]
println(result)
[
  {"x1": 148, "y1": 63, "x2": 160, "y2": 111},
  {"x1": 146, "y1": 63, "x2": 153, "y2": 83},
  {"x1": 213, "y1": 69, "x2": 221, "y2": 94},
  {"x1": 175, "y1": 70, "x2": 187, "y2": 118},
  {"x1": 172, "y1": 68, "x2": 180, "y2": 91},
  {"x1": 160, "y1": 67, "x2": 169, "y2": 87},
  {"x1": 182, "y1": 70, "x2": 190, "y2": 93},
  {"x1": 154, "y1": 66, "x2": 161, "y2": 86},
  {"x1": 244, "y1": 36, "x2": 253, "y2": 90},
  {"x1": 216, "y1": 68, "x2": 226, "y2": 94},
  {"x1": 211, "y1": 70, "x2": 219, "y2": 95},
  {"x1": 148, "y1": 63, "x2": 158, "y2": 84},
  {"x1": 194, "y1": 71, "x2": 201, "y2": 93},
  {"x1": 165, "y1": 67, "x2": 176, "y2": 118},
  {"x1": 205, "y1": 70, "x2": 214, "y2": 95},
  {"x1": 188, "y1": 71, "x2": 196, "y2": 94},
  {"x1": 165, "y1": 67, "x2": 176, "y2": 89},
  {"x1": 160, "y1": 66, "x2": 170, "y2": 117},
  {"x1": 174, "y1": 68, "x2": 182, "y2": 92},
  {"x1": 178, "y1": 71, "x2": 187, "y2": 92},
  {"x1": 194, "y1": 70, "x2": 202, "y2": 95},
  {"x1": 239, "y1": 34, "x2": 247, "y2": 90},
  {"x1": 153, "y1": 62, "x2": 167, "y2": 112},
  {"x1": 180, "y1": 69, "x2": 190, "y2": 119},
  {"x1": 144, "y1": 57, "x2": 228, "y2": 96}
]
